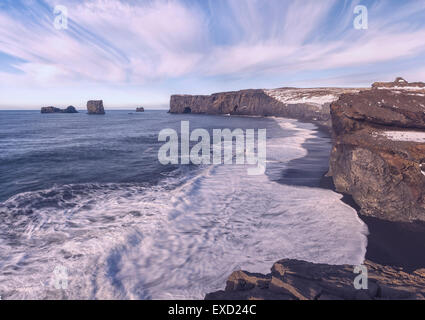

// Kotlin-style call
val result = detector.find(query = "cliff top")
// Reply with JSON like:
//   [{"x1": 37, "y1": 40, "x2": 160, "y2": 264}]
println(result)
[
  {"x1": 171, "y1": 87, "x2": 367, "y2": 98},
  {"x1": 332, "y1": 89, "x2": 425, "y2": 132}
]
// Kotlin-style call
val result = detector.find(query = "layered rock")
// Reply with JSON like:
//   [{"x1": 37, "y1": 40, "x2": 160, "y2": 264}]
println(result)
[
  {"x1": 41, "y1": 106, "x2": 78, "y2": 113},
  {"x1": 87, "y1": 100, "x2": 105, "y2": 114},
  {"x1": 329, "y1": 79, "x2": 425, "y2": 222},
  {"x1": 170, "y1": 88, "x2": 362, "y2": 127},
  {"x1": 206, "y1": 259, "x2": 425, "y2": 300}
]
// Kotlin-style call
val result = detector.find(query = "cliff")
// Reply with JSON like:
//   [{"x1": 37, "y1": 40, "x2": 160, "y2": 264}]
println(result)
[
  {"x1": 206, "y1": 259, "x2": 425, "y2": 300},
  {"x1": 329, "y1": 79, "x2": 425, "y2": 222},
  {"x1": 170, "y1": 88, "x2": 362, "y2": 127},
  {"x1": 173, "y1": 79, "x2": 425, "y2": 299},
  {"x1": 170, "y1": 80, "x2": 425, "y2": 222}
]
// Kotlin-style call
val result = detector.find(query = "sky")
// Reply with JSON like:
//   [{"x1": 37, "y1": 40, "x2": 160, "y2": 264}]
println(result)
[{"x1": 0, "y1": 0, "x2": 425, "y2": 109}]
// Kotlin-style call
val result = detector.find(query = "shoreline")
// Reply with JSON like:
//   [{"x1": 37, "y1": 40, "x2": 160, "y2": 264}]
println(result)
[
  {"x1": 285, "y1": 118, "x2": 425, "y2": 272},
  {"x1": 206, "y1": 115, "x2": 425, "y2": 300},
  {"x1": 172, "y1": 112, "x2": 425, "y2": 273},
  {"x1": 321, "y1": 175, "x2": 425, "y2": 272}
]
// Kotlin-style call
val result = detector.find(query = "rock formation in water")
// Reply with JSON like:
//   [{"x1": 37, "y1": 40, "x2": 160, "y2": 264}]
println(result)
[
  {"x1": 205, "y1": 259, "x2": 425, "y2": 300},
  {"x1": 87, "y1": 100, "x2": 105, "y2": 115},
  {"x1": 136, "y1": 107, "x2": 145, "y2": 112},
  {"x1": 169, "y1": 88, "x2": 362, "y2": 127},
  {"x1": 41, "y1": 106, "x2": 78, "y2": 113},
  {"x1": 329, "y1": 78, "x2": 425, "y2": 222}
]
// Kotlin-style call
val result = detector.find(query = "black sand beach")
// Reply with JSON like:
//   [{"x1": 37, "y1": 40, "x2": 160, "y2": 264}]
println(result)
[{"x1": 283, "y1": 121, "x2": 425, "y2": 273}]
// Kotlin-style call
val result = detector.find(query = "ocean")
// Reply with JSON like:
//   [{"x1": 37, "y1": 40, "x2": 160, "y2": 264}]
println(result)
[{"x1": 0, "y1": 110, "x2": 368, "y2": 299}]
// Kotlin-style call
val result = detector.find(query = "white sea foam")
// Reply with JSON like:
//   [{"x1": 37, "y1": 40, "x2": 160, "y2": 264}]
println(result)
[{"x1": 0, "y1": 118, "x2": 368, "y2": 300}]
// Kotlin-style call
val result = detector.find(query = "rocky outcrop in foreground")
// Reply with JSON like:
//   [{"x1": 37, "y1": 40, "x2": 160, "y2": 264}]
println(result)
[
  {"x1": 206, "y1": 259, "x2": 425, "y2": 300},
  {"x1": 329, "y1": 78, "x2": 425, "y2": 222},
  {"x1": 170, "y1": 88, "x2": 361, "y2": 127},
  {"x1": 87, "y1": 100, "x2": 105, "y2": 114},
  {"x1": 41, "y1": 106, "x2": 78, "y2": 113}
]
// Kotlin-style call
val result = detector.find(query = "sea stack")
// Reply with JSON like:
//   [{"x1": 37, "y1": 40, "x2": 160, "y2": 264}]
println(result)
[
  {"x1": 87, "y1": 100, "x2": 105, "y2": 115},
  {"x1": 136, "y1": 107, "x2": 145, "y2": 112},
  {"x1": 41, "y1": 106, "x2": 78, "y2": 113}
]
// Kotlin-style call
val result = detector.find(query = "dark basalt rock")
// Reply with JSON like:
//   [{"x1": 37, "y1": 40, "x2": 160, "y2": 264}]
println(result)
[
  {"x1": 41, "y1": 106, "x2": 78, "y2": 113},
  {"x1": 41, "y1": 106, "x2": 61, "y2": 113},
  {"x1": 329, "y1": 79, "x2": 425, "y2": 222},
  {"x1": 64, "y1": 106, "x2": 78, "y2": 113},
  {"x1": 87, "y1": 100, "x2": 105, "y2": 115},
  {"x1": 205, "y1": 259, "x2": 425, "y2": 300},
  {"x1": 169, "y1": 90, "x2": 281, "y2": 116}
]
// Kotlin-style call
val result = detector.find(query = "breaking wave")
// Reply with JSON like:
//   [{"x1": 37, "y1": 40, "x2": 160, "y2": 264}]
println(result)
[{"x1": 0, "y1": 117, "x2": 368, "y2": 299}]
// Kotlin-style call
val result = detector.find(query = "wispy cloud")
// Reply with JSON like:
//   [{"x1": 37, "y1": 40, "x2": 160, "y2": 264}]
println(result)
[
  {"x1": 0, "y1": 0, "x2": 207, "y2": 85},
  {"x1": 0, "y1": 0, "x2": 425, "y2": 107}
]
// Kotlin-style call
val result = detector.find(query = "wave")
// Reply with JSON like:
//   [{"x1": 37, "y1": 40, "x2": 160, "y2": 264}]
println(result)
[{"x1": 0, "y1": 118, "x2": 368, "y2": 300}]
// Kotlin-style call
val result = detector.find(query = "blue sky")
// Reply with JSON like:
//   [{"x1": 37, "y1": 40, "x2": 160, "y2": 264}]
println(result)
[{"x1": 0, "y1": 0, "x2": 425, "y2": 109}]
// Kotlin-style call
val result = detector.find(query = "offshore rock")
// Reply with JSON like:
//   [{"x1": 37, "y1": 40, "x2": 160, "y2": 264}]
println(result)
[
  {"x1": 87, "y1": 100, "x2": 105, "y2": 115},
  {"x1": 41, "y1": 106, "x2": 78, "y2": 113}
]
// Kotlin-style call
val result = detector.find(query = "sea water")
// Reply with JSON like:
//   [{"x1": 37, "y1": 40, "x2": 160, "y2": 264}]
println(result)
[{"x1": 0, "y1": 110, "x2": 368, "y2": 299}]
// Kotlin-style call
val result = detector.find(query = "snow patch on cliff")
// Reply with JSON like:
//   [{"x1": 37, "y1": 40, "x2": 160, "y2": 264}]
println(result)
[
  {"x1": 376, "y1": 86, "x2": 425, "y2": 91},
  {"x1": 420, "y1": 164, "x2": 425, "y2": 177},
  {"x1": 379, "y1": 131, "x2": 425, "y2": 143},
  {"x1": 264, "y1": 89, "x2": 339, "y2": 106}
]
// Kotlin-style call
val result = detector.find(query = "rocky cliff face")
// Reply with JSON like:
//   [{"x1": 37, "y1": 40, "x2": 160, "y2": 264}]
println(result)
[
  {"x1": 170, "y1": 88, "x2": 361, "y2": 127},
  {"x1": 329, "y1": 79, "x2": 425, "y2": 222},
  {"x1": 206, "y1": 259, "x2": 425, "y2": 300}
]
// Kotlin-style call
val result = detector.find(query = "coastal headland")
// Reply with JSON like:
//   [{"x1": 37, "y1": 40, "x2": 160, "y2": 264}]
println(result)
[{"x1": 170, "y1": 78, "x2": 425, "y2": 300}]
